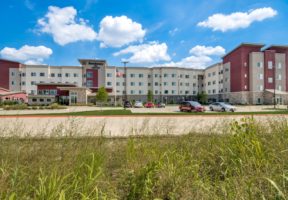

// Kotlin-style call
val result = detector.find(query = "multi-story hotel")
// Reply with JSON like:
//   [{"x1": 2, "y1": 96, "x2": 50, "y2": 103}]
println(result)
[{"x1": 0, "y1": 43, "x2": 287, "y2": 105}]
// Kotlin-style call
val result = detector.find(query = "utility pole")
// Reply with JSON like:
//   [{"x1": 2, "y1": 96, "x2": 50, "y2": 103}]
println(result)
[
  {"x1": 121, "y1": 61, "x2": 129, "y2": 101},
  {"x1": 274, "y1": 63, "x2": 276, "y2": 109}
]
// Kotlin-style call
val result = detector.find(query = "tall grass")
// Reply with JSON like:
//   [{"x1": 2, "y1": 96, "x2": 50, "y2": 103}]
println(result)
[{"x1": 0, "y1": 117, "x2": 287, "y2": 199}]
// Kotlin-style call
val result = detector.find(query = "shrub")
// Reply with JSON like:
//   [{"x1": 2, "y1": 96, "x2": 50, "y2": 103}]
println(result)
[{"x1": 3, "y1": 104, "x2": 28, "y2": 110}]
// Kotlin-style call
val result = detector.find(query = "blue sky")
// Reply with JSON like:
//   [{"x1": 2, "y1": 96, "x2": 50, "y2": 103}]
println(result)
[{"x1": 0, "y1": 0, "x2": 287, "y2": 68}]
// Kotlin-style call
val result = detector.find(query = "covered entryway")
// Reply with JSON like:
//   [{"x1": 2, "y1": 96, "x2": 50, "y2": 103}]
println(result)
[
  {"x1": 57, "y1": 87, "x2": 92, "y2": 105},
  {"x1": 264, "y1": 89, "x2": 288, "y2": 105}
]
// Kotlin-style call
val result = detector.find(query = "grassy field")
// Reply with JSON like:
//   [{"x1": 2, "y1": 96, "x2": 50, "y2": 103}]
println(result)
[
  {"x1": 0, "y1": 118, "x2": 288, "y2": 199},
  {"x1": 2, "y1": 109, "x2": 288, "y2": 116}
]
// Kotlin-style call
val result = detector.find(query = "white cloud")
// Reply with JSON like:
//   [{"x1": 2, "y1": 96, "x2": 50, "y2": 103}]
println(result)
[
  {"x1": 0, "y1": 45, "x2": 53, "y2": 64},
  {"x1": 38, "y1": 6, "x2": 97, "y2": 45},
  {"x1": 189, "y1": 45, "x2": 225, "y2": 56},
  {"x1": 159, "y1": 45, "x2": 225, "y2": 69},
  {"x1": 198, "y1": 7, "x2": 277, "y2": 32},
  {"x1": 98, "y1": 16, "x2": 146, "y2": 48},
  {"x1": 169, "y1": 28, "x2": 179, "y2": 36},
  {"x1": 113, "y1": 42, "x2": 171, "y2": 63}
]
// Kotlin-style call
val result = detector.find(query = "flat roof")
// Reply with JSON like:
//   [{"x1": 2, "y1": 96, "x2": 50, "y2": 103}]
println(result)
[
  {"x1": 107, "y1": 66, "x2": 204, "y2": 71},
  {"x1": 222, "y1": 43, "x2": 265, "y2": 59},
  {"x1": 263, "y1": 45, "x2": 288, "y2": 51}
]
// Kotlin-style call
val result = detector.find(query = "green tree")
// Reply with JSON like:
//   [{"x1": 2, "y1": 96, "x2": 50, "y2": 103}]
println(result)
[
  {"x1": 147, "y1": 90, "x2": 153, "y2": 102},
  {"x1": 197, "y1": 92, "x2": 208, "y2": 104},
  {"x1": 96, "y1": 87, "x2": 108, "y2": 108}
]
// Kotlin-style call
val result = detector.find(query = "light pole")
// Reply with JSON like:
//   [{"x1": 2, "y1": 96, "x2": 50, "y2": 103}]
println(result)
[
  {"x1": 121, "y1": 61, "x2": 129, "y2": 101},
  {"x1": 274, "y1": 63, "x2": 276, "y2": 109}
]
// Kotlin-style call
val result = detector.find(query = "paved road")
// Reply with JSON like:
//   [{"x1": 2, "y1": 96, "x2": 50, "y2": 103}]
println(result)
[{"x1": 0, "y1": 115, "x2": 285, "y2": 138}]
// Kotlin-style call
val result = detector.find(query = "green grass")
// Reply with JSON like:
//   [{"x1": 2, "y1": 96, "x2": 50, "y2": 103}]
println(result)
[
  {"x1": 2, "y1": 109, "x2": 288, "y2": 116},
  {"x1": 0, "y1": 118, "x2": 288, "y2": 199}
]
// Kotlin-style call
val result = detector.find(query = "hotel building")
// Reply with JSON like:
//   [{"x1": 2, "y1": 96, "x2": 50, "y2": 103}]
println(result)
[{"x1": 0, "y1": 43, "x2": 287, "y2": 105}]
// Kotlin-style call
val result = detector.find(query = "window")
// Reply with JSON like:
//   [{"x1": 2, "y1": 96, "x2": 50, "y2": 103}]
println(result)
[
  {"x1": 122, "y1": 82, "x2": 126, "y2": 86},
  {"x1": 244, "y1": 85, "x2": 247, "y2": 90},
  {"x1": 31, "y1": 72, "x2": 36, "y2": 76},
  {"x1": 65, "y1": 73, "x2": 70, "y2": 77},
  {"x1": 130, "y1": 90, "x2": 134, "y2": 94},
  {"x1": 278, "y1": 74, "x2": 282, "y2": 80},
  {"x1": 139, "y1": 82, "x2": 143, "y2": 86},
  {"x1": 32, "y1": 98, "x2": 37, "y2": 102},
  {"x1": 86, "y1": 72, "x2": 93, "y2": 78},
  {"x1": 278, "y1": 85, "x2": 282, "y2": 91},
  {"x1": 40, "y1": 99, "x2": 44, "y2": 102},
  {"x1": 154, "y1": 82, "x2": 159, "y2": 86},
  {"x1": 40, "y1": 72, "x2": 45, "y2": 77},
  {"x1": 130, "y1": 74, "x2": 135, "y2": 78},
  {"x1": 130, "y1": 82, "x2": 135, "y2": 86},
  {"x1": 244, "y1": 74, "x2": 247, "y2": 78},
  {"x1": 164, "y1": 82, "x2": 168, "y2": 86},
  {"x1": 116, "y1": 82, "x2": 120, "y2": 86},
  {"x1": 107, "y1": 82, "x2": 112, "y2": 86},
  {"x1": 47, "y1": 99, "x2": 51, "y2": 102},
  {"x1": 154, "y1": 74, "x2": 158, "y2": 78},
  {"x1": 155, "y1": 90, "x2": 158, "y2": 94},
  {"x1": 180, "y1": 74, "x2": 183, "y2": 78},
  {"x1": 139, "y1": 74, "x2": 144, "y2": 78},
  {"x1": 107, "y1": 73, "x2": 112, "y2": 77},
  {"x1": 164, "y1": 74, "x2": 168, "y2": 78},
  {"x1": 164, "y1": 90, "x2": 169, "y2": 94},
  {"x1": 172, "y1": 74, "x2": 176, "y2": 78},
  {"x1": 185, "y1": 75, "x2": 189, "y2": 78},
  {"x1": 11, "y1": 72, "x2": 15, "y2": 76},
  {"x1": 268, "y1": 77, "x2": 273, "y2": 83},
  {"x1": 259, "y1": 74, "x2": 263, "y2": 80},
  {"x1": 185, "y1": 83, "x2": 189, "y2": 86},
  {"x1": 268, "y1": 61, "x2": 273, "y2": 69},
  {"x1": 50, "y1": 73, "x2": 55, "y2": 77},
  {"x1": 148, "y1": 83, "x2": 151, "y2": 86},
  {"x1": 213, "y1": 81, "x2": 216, "y2": 85},
  {"x1": 278, "y1": 62, "x2": 282, "y2": 69},
  {"x1": 21, "y1": 81, "x2": 25, "y2": 86},
  {"x1": 208, "y1": 73, "x2": 211, "y2": 77},
  {"x1": 244, "y1": 62, "x2": 247, "y2": 67},
  {"x1": 193, "y1": 75, "x2": 197, "y2": 79},
  {"x1": 74, "y1": 73, "x2": 78, "y2": 77},
  {"x1": 212, "y1": 72, "x2": 216, "y2": 76},
  {"x1": 148, "y1": 75, "x2": 151, "y2": 78},
  {"x1": 58, "y1": 73, "x2": 62, "y2": 77},
  {"x1": 11, "y1": 81, "x2": 15, "y2": 85},
  {"x1": 139, "y1": 90, "x2": 143, "y2": 94},
  {"x1": 258, "y1": 85, "x2": 263, "y2": 91},
  {"x1": 185, "y1": 91, "x2": 189, "y2": 94},
  {"x1": 208, "y1": 82, "x2": 211, "y2": 86},
  {"x1": 257, "y1": 62, "x2": 263, "y2": 68},
  {"x1": 213, "y1": 89, "x2": 216, "y2": 94},
  {"x1": 172, "y1": 82, "x2": 176, "y2": 86},
  {"x1": 172, "y1": 90, "x2": 175, "y2": 94},
  {"x1": 87, "y1": 80, "x2": 93, "y2": 87},
  {"x1": 180, "y1": 82, "x2": 183, "y2": 86},
  {"x1": 31, "y1": 81, "x2": 36, "y2": 85},
  {"x1": 193, "y1": 83, "x2": 196, "y2": 87}
]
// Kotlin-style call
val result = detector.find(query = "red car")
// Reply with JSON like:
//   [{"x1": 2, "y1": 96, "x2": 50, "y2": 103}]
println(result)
[
  {"x1": 179, "y1": 101, "x2": 205, "y2": 112},
  {"x1": 144, "y1": 102, "x2": 155, "y2": 108}
]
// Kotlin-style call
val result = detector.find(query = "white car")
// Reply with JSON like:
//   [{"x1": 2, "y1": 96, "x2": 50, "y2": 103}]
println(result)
[
  {"x1": 134, "y1": 101, "x2": 144, "y2": 108},
  {"x1": 209, "y1": 102, "x2": 236, "y2": 112}
]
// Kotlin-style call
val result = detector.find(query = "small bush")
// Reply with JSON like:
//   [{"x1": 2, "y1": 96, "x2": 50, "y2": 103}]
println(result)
[{"x1": 3, "y1": 104, "x2": 28, "y2": 110}]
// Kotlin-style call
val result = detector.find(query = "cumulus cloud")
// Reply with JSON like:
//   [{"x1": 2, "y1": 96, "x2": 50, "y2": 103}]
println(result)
[
  {"x1": 37, "y1": 6, "x2": 97, "y2": 45},
  {"x1": 113, "y1": 42, "x2": 171, "y2": 63},
  {"x1": 159, "y1": 45, "x2": 225, "y2": 69},
  {"x1": 198, "y1": 7, "x2": 277, "y2": 32},
  {"x1": 189, "y1": 45, "x2": 225, "y2": 56},
  {"x1": 0, "y1": 45, "x2": 53, "y2": 64},
  {"x1": 98, "y1": 16, "x2": 146, "y2": 48}
]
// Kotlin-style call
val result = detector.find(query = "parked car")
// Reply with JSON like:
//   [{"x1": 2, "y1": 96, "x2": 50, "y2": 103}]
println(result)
[
  {"x1": 123, "y1": 101, "x2": 132, "y2": 108},
  {"x1": 179, "y1": 101, "x2": 205, "y2": 112},
  {"x1": 209, "y1": 102, "x2": 236, "y2": 112},
  {"x1": 134, "y1": 101, "x2": 144, "y2": 108},
  {"x1": 156, "y1": 102, "x2": 166, "y2": 108},
  {"x1": 144, "y1": 102, "x2": 155, "y2": 108}
]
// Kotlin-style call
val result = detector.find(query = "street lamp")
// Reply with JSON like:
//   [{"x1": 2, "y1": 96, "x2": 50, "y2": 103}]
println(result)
[{"x1": 274, "y1": 63, "x2": 276, "y2": 109}]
